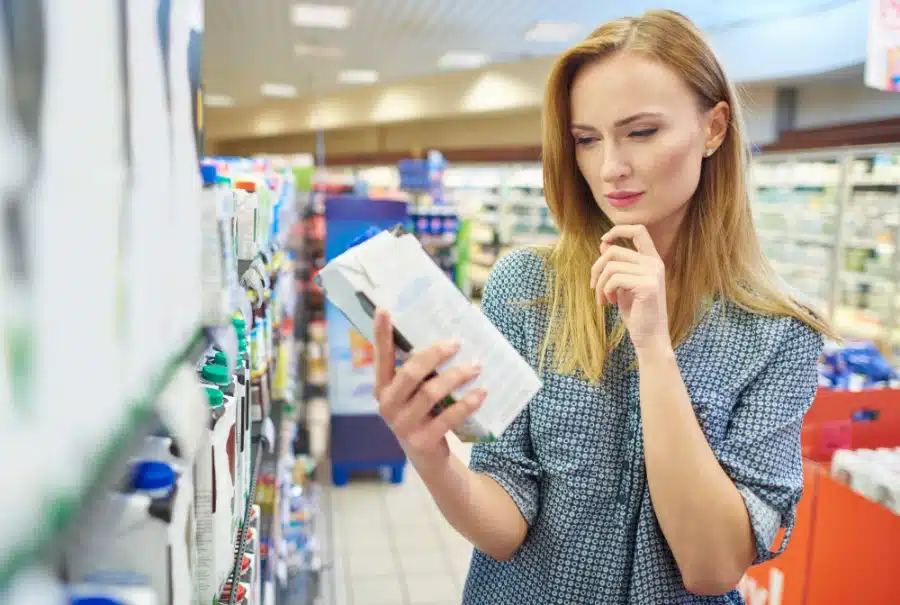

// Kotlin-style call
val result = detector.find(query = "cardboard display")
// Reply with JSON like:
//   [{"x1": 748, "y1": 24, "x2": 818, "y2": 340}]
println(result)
[
  {"x1": 802, "y1": 388, "x2": 900, "y2": 461},
  {"x1": 742, "y1": 389, "x2": 900, "y2": 604},
  {"x1": 805, "y1": 472, "x2": 900, "y2": 605},
  {"x1": 739, "y1": 462, "x2": 822, "y2": 605}
]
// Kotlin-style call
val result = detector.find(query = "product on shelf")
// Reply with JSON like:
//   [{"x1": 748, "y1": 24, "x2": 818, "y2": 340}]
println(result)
[
  {"x1": 64, "y1": 459, "x2": 195, "y2": 605},
  {"x1": 819, "y1": 340, "x2": 899, "y2": 390},
  {"x1": 67, "y1": 584, "x2": 158, "y2": 605},
  {"x1": 195, "y1": 386, "x2": 234, "y2": 602},
  {"x1": 316, "y1": 227, "x2": 541, "y2": 442},
  {"x1": 831, "y1": 448, "x2": 900, "y2": 513}
]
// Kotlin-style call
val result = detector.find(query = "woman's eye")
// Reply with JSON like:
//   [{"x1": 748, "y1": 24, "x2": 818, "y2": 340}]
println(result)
[
  {"x1": 574, "y1": 135, "x2": 598, "y2": 146},
  {"x1": 629, "y1": 127, "x2": 658, "y2": 138}
]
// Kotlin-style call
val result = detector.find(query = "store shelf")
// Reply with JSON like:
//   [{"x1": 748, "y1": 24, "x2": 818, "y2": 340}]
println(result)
[
  {"x1": 0, "y1": 327, "x2": 209, "y2": 588},
  {"x1": 758, "y1": 230, "x2": 834, "y2": 246},
  {"x1": 752, "y1": 145, "x2": 900, "y2": 353},
  {"x1": 222, "y1": 424, "x2": 265, "y2": 604}
]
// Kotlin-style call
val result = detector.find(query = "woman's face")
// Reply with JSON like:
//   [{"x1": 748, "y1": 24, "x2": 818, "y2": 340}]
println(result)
[{"x1": 570, "y1": 52, "x2": 727, "y2": 252}]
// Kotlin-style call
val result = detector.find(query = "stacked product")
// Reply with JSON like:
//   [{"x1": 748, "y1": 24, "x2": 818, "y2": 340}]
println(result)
[
  {"x1": 818, "y1": 341, "x2": 900, "y2": 390},
  {"x1": 400, "y1": 151, "x2": 461, "y2": 283},
  {"x1": 832, "y1": 447, "x2": 900, "y2": 513},
  {"x1": 58, "y1": 154, "x2": 301, "y2": 604}
]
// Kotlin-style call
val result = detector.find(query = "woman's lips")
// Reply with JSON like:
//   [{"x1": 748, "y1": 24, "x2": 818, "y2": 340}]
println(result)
[{"x1": 605, "y1": 192, "x2": 644, "y2": 208}]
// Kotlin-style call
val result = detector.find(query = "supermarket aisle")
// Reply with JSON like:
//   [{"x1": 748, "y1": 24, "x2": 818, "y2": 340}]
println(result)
[{"x1": 330, "y1": 440, "x2": 475, "y2": 605}]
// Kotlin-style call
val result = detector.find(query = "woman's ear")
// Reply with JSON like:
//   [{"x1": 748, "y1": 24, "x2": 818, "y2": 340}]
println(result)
[{"x1": 704, "y1": 101, "x2": 729, "y2": 154}]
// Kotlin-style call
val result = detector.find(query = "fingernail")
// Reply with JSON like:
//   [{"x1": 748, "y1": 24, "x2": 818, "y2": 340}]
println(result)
[
  {"x1": 474, "y1": 388, "x2": 488, "y2": 402},
  {"x1": 443, "y1": 339, "x2": 461, "y2": 353},
  {"x1": 469, "y1": 362, "x2": 483, "y2": 375}
]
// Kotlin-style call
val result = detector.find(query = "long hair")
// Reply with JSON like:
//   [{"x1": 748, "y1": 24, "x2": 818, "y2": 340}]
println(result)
[{"x1": 538, "y1": 9, "x2": 834, "y2": 381}]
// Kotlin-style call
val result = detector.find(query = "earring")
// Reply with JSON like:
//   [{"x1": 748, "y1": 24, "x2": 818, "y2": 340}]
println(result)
[{"x1": 705, "y1": 148, "x2": 714, "y2": 157}]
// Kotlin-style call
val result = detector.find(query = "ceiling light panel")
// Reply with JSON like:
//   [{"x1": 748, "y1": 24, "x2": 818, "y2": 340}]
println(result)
[
  {"x1": 204, "y1": 93, "x2": 235, "y2": 107},
  {"x1": 260, "y1": 83, "x2": 298, "y2": 98},
  {"x1": 338, "y1": 69, "x2": 379, "y2": 84},
  {"x1": 291, "y1": 3, "x2": 352, "y2": 29},
  {"x1": 524, "y1": 22, "x2": 583, "y2": 42},
  {"x1": 438, "y1": 51, "x2": 489, "y2": 70}
]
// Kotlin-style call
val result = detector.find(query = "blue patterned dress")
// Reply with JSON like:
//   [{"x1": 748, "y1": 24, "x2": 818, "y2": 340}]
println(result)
[{"x1": 463, "y1": 249, "x2": 823, "y2": 605}]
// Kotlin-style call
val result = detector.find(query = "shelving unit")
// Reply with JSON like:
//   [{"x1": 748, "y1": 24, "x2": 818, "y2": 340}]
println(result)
[{"x1": 751, "y1": 145, "x2": 900, "y2": 355}]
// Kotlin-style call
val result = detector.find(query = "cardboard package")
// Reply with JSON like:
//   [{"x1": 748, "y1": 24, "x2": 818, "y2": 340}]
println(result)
[{"x1": 316, "y1": 226, "x2": 541, "y2": 442}]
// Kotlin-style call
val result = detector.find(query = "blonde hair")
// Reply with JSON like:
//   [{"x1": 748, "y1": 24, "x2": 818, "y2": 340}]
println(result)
[{"x1": 539, "y1": 9, "x2": 835, "y2": 381}]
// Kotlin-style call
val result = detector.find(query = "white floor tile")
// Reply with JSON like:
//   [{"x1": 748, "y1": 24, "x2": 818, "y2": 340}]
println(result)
[
  {"x1": 404, "y1": 573, "x2": 460, "y2": 605},
  {"x1": 349, "y1": 574, "x2": 407, "y2": 605},
  {"x1": 397, "y1": 550, "x2": 449, "y2": 575},
  {"x1": 346, "y1": 548, "x2": 400, "y2": 577},
  {"x1": 332, "y1": 445, "x2": 477, "y2": 605}
]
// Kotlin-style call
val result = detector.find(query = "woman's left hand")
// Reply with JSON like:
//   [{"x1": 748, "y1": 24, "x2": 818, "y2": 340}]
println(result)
[{"x1": 590, "y1": 224, "x2": 671, "y2": 353}]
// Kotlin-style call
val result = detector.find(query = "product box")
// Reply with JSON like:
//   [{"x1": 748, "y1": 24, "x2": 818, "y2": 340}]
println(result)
[
  {"x1": 195, "y1": 388, "x2": 235, "y2": 604},
  {"x1": 315, "y1": 226, "x2": 541, "y2": 442}
]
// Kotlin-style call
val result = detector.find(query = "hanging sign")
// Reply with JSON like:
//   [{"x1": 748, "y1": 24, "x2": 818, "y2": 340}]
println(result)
[{"x1": 865, "y1": 0, "x2": 900, "y2": 91}]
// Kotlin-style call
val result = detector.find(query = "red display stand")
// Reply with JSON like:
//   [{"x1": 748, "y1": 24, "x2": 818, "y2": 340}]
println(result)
[{"x1": 741, "y1": 388, "x2": 900, "y2": 605}]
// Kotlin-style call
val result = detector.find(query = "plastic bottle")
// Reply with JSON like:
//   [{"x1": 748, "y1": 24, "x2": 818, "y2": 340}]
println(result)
[
  {"x1": 68, "y1": 588, "x2": 157, "y2": 605},
  {"x1": 65, "y1": 460, "x2": 194, "y2": 605},
  {"x1": 130, "y1": 460, "x2": 176, "y2": 499}
]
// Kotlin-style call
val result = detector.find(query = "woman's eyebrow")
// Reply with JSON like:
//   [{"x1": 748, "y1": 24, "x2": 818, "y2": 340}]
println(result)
[{"x1": 571, "y1": 112, "x2": 665, "y2": 132}]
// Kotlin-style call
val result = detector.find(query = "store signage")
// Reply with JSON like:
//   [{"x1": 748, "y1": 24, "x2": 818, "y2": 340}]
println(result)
[{"x1": 865, "y1": 0, "x2": 900, "y2": 91}]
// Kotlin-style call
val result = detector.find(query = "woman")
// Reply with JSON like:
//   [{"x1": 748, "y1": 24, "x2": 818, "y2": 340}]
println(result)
[{"x1": 373, "y1": 9, "x2": 833, "y2": 604}]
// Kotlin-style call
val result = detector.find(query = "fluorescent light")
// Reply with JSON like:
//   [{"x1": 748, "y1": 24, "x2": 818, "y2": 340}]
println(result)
[
  {"x1": 294, "y1": 43, "x2": 343, "y2": 58},
  {"x1": 524, "y1": 22, "x2": 582, "y2": 42},
  {"x1": 260, "y1": 83, "x2": 298, "y2": 98},
  {"x1": 204, "y1": 93, "x2": 235, "y2": 108},
  {"x1": 438, "y1": 51, "x2": 489, "y2": 70},
  {"x1": 338, "y1": 69, "x2": 379, "y2": 84},
  {"x1": 291, "y1": 3, "x2": 351, "y2": 29}
]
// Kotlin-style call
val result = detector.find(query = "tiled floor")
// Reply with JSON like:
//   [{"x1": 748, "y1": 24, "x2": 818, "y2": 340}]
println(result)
[{"x1": 329, "y1": 440, "x2": 474, "y2": 605}]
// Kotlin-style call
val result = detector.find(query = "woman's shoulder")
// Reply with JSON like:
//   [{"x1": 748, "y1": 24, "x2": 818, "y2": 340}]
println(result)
[
  {"x1": 484, "y1": 247, "x2": 551, "y2": 303},
  {"x1": 715, "y1": 299, "x2": 825, "y2": 357}
]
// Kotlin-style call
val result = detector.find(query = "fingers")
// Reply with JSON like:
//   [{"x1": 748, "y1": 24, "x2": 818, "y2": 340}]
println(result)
[
  {"x1": 590, "y1": 245, "x2": 646, "y2": 289},
  {"x1": 374, "y1": 309, "x2": 396, "y2": 399},
  {"x1": 414, "y1": 388, "x2": 488, "y2": 449},
  {"x1": 594, "y1": 261, "x2": 644, "y2": 306},
  {"x1": 379, "y1": 339, "x2": 461, "y2": 419},
  {"x1": 602, "y1": 272, "x2": 654, "y2": 303},
  {"x1": 391, "y1": 362, "x2": 483, "y2": 435},
  {"x1": 601, "y1": 224, "x2": 660, "y2": 257}
]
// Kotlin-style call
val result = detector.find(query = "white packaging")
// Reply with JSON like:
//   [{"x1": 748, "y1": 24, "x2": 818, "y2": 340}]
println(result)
[
  {"x1": 200, "y1": 179, "x2": 231, "y2": 325},
  {"x1": 232, "y1": 371, "x2": 246, "y2": 533},
  {"x1": 66, "y1": 463, "x2": 194, "y2": 605},
  {"x1": 166, "y1": 0, "x2": 203, "y2": 346},
  {"x1": 248, "y1": 505, "x2": 262, "y2": 605},
  {"x1": 194, "y1": 388, "x2": 234, "y2": 604},
  {"x1": 222, "y1": 391, "x2": 240, "y2": 551},
  {"x1": 316, "y1": 228, "x2": 542, "y2": 442},
  {"x1": 68, "y1": 583, "x2": 157, "y2": 605},
  {"x1": 236, "y1": 190, "x2": 259, "y2": 260},
  {"x1": 33, "y1": 0, "x2": 126, "y2": 514},
  {"x1": 121, "y1": 0, "x2": 174, "y2": 393},
  {"x1": 155, "y1": 365, "x2": 211, "y2": 464}
]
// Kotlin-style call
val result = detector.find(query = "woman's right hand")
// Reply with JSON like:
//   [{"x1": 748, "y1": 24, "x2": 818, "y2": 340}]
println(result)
[{"x1": 373, "y1": 308, "x2": 487, "y2": 468}]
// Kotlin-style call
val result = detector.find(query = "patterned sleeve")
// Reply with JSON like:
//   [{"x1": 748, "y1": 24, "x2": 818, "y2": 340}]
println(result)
[
  {"x1": 468, "y1": 251, "x2": 543, "y2": 527},
  {"x1": 715, "y1": 318, "x2": 824, "y2": 564}
]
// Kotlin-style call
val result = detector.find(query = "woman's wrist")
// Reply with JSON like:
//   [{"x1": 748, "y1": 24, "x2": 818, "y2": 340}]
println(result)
[{"x1": 634, "y1": 336, "x2": 676, "y2": 366}]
